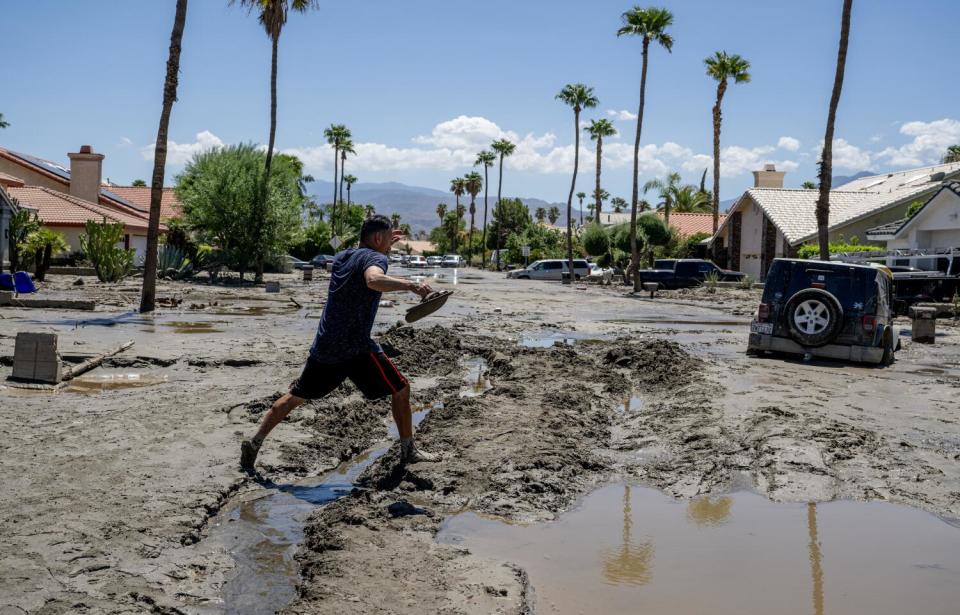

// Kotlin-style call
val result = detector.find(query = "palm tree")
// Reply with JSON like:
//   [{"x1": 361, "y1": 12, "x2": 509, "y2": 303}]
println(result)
[
  {"x1": 453, "y1": 202, "x2": 466, "y2": 252},
  {"x1": 671, "y1": 184, "x2": 711, "y2": 213},
  {"x1": 587, "y1": 203, "x2": 596, "y2": 222},
  {"x1": 343, "y1": 174, "x2": 357, "y2": 205},
  {"x1": 705, "y1": 51, "x2": 751, "y2": 234},
  {"x1": 618, "y1": 5, "x2": 674, "y2": 291},
  {"x1": 363, "y1": 204, "x2": 375, "y2": 218},
  {"x1": 802, "y1": 180, "x2": 817, "y2": 190},
  {"x1": 548, "y1": 206, "x2": 560, "y2": 225},
  {"x1": 474, "y1": 150, "x2": 496, "y2": 268},
  {"x1": 235, "y1": 0, "x2": 317, "y2": 281},
  {"x1": 557, "y1": 83, "x2": 599, "y2": 284},
  {"x1": 140, "y1": 0, "x2": 188, "y2": 314},
  {"x1": 942, "y1": 145, "x2": 960, "y2": 164},
  {"x1": 611, "y1": 196, "x2": 627, "y2": 214},
  {"x1": 586, "y1": 118, "x2": 617, "y2": 222},
  {"x1": 535, "y1": 207, "x2": 547, "y2": 224},
  {"x1": 391, "y1": 213, "x2": 401, "y2": 229},
  {"x1": 643, "y1": 171, "x2": 681, "y2": 227},
  {"x1": 464, "y1": 171, "x2": 483, "y2": 264},
  {"x1": 0, "y1": 113, "x2": 8, "y2": 129},
  {"x1": 816, "y1": 0, "x2": 853, "y2": 261},
  {"x1": 436, "y1": 202, "x2": 447, "y2": 227},
  {"x1": 323, "y1": 123, "x2": 350, "y2": 233},
  {"x1": 338, "y1": 138, "x2": 356, "y2": 206},
  {"x1": 450, "y1": 177, "x2": 466, "y2": 238},
  {"x1": 490, "y1": 139, "x2": 516, "y2": 270},
  {"x1": 576, "y1": 191, "x2": 587, "y2": 226}
]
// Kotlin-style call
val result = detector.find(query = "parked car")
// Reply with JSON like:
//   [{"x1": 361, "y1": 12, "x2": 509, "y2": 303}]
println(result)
[
  {"x1": 441, "y1": 254, "x2": 464, "y2": 267},
  {"x1": 389, "y1": 253, "x2": 403, "y2": 263},
  {"x1": 638, "y1": 259, "x2": 746, "y2": 289},
  {"x1": 507, "y1": 258, "x2": 591, "y2": 281},
  {"x1": 400, "y1": 254, "x2": 411, "y2": 266},
  {"x1": 748, "y1": 259, "x2": 898, "y2": 365},
  {"x1": 311, "y1": 254, "x2": 336, "y2": 270},
  {"x1": 587, "y1": 263, "x2": 614, "y2": 283},
  {"x1": 426, "y1": 256, "x2": 443, "y2": 267},
  {"x1": 889, "y1": 270, "x2": 960, "y2": 315},
  {"x1": 408, "y1": 255, "x2": 428, "y2": 268},
  {"x1": 279, "y1": 255, "x2": 310, "y2": 271}
]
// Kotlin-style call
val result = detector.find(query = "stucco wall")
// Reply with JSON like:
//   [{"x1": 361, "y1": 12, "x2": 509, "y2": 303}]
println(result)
[
  {"x1": 54, "y1": 227, "x2": 148, "y2": 263},
  {"x1": 0, "y1": 202, "x2": 11, "y2": 268},
  {"x1": 739, "y1": 200, "x2": 765, "y2": 279},
  {"x1": 827, "y1": 201, "x2": 914, "y2": 245},
  {"x1": 901, "y1": 189, "x2": 960, "y2": 249},
  {"x1": 0, "y1": 159, "x2": 67, "y2": 194}
]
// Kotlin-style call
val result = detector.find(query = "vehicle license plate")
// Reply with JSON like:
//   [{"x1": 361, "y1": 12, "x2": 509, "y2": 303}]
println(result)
[{"x1": 750, "y1": 322, "x2": 773, "y2": 335}]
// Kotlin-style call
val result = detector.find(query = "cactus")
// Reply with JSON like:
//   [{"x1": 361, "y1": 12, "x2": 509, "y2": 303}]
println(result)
[{"x1": 80, "y1": 219, "x2": 134, "y2": 283}]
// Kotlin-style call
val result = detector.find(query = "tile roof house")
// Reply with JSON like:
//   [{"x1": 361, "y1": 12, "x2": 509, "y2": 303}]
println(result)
[
  {"x1": 0, "y1": 185, "x2": 19, "y2": 269},
  {"x1": 103, "y1": 185, "x2": 183, "y2": 222},
  {"x1": 595, "y1": 211, "x2": 725, "y2": 239},
  {"x1": 0, "y1": 145, "x2": 164, "y2": 261},
  {"x1": 863, "y1": 181, "x2": 960, "y2": 272},
  {"x1": 711, "y1": 162, "x2": 960, "y2": 280}
]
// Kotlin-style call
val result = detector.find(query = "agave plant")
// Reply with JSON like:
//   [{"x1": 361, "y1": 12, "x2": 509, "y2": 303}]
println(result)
[{"x1": 157, "y1": 244, "x2": 193, "y2": 280}]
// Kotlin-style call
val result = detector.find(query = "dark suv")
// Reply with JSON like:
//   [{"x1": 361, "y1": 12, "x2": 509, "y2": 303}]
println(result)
[
  {"x1": 639, "y1": 259, "x2": 746, "y2": 289},
  {"x1": 748, "y1": 259, "x2": 898, "y2": 365}
]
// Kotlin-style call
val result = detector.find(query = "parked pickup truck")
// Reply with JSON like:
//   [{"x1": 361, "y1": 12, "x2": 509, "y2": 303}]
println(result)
[
  {"x1": 638, "y1": 259, "x2": 747, "y2": 289},
  {"x1": 889, "y1": 269, "x2": 960, "y2": 315}
]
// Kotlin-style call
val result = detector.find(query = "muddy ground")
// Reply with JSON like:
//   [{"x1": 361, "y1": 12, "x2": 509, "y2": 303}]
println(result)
[{"x1": 1, "y1": 269, "x2": 958, "y2": 614}]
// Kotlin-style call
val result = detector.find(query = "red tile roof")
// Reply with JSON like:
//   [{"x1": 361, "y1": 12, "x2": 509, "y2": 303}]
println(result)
[
  {"x1": 658, "y1": 212, "x2": 725, "y2": 238},
  {"x1": 7, "y1": 186, "x2": 154, "y2": 232},
  {"x1": 104, "y1": 185, "x2": 183, "y2": 221},
  {"x1": 0, "y1": 171, "x2": 25, "y2": 188}
]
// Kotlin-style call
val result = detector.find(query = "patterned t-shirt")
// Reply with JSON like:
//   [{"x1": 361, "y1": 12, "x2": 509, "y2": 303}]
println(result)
[{"x1": 309, "y1": 247, "x2": 389, "y2": 363}]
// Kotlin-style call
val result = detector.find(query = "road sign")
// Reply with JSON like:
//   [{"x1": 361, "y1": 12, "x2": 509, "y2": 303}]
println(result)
[
  {"x1": 329, "y1": 235, "x2": 342, "y2": 250},
  {"x1": 521, "y1": 245, "x2": 531, "y2": 257}
]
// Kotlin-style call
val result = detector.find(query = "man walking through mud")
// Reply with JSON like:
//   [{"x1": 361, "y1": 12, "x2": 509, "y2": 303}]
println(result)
[{"x1": 241, "y1": 214, "x2": 438, "y2": 471}]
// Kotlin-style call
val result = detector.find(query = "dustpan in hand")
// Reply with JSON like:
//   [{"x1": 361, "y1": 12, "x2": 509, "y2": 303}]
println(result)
[{"x1": 405, "y1": 290, "x2": 453, "y2": 323}]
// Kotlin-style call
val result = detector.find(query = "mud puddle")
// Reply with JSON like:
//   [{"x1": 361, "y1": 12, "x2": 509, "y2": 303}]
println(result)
[
  {"x1": 438, "y1": 484, "x2": 960, "y2": 615},
  {"x1": 211, "y1": 406, "x2": 436, "y2": 614},
  {"x1": 161, "y1": 321, "x2": 228, "y2": 334},
  {"x1": 64, "y1": 371, "x2": 170, "y2": 394},
  {"x1": 518, "y1": 331, "x2": 606, "y2": 348}
]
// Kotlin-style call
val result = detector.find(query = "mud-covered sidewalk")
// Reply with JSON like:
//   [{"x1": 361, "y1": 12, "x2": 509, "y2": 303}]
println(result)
[{"x1": 1, "y1": 270, "x2": 958, "y2": 614}]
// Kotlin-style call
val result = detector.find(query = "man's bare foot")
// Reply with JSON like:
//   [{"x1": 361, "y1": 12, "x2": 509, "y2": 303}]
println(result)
[
  {"x1": 240, "y1": 438, "x2": 261, "y2": 471},
  {"x1": 401, "y1": 440, "x2": 438, "y2": 463}
]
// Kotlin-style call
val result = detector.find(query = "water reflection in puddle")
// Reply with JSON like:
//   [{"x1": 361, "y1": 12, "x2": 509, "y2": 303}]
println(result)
[
  {"x1": 65, "y1": 372, "x2": 169, "y2": 394},
  {"x1": 161, "y1": 321, "x2": 227, "y2": 334},
  {"x1": 438, "y1": 484, "x2": 960, "y2": 615},
  {"x1": 461, "y1": 357, "x2": 492, "y2": 397},
  {"x1": 621, "y1": 395, "x2": 643, "y2": 413}
]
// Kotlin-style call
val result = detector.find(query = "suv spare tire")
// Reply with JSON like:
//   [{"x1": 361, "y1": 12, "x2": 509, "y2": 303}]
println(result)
[{"x1": 784, "y1": 288, "x2": 843, "y2": 347}]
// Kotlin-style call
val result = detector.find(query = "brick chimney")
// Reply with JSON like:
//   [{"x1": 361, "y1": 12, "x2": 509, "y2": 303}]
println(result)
[
  {"x1": 67, "y1": 145, "x2": 104, "y2": 203},
  {"x1": 752, "y1": 164, "x2": 785, "y2": 189}
]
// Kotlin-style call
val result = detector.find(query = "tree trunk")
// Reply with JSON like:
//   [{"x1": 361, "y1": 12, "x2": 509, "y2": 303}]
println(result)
[
  {"x1": 347, "y1": 184, "x2": 351, "y2": 206},
  {"x1": 595, "y1": 136, "x2": 603, "y2": 221},
  {"x1": 254, "y1": 33, "x2": 280, "y2": 284},
  {"x1": 468, "y1": 197, "x2": 476, "y2": 266},
  {"x1": 339, "y1": 155, "x2": 346, "y2": 208},
  {"x1": 817, "y1": 0, "x2": 853, "y2": 261},
  {"x1": 332, "y1": 145, "x2": 339, "y2": 235},
  {"x1": 453, "y1": 194, "x2": 460, "y2": 252},
  {"x1": 712, "y1": 79, "x2": 727, "y2": 235},
  {"x1": 495, "y1": 155, "x2": 504, "y2": 271},
  {"x1": 630, "y1": 39, "x2": 650, "y2": 292},
  {"x1": 139, "y1": 0, "x2": 187, "y2": 313},
  {"x1": 481, "y1": 166, "x2": 489, "y2": 269},
  {"x1": 565, "y1": 107, "x2": 580, "y2": 285}
]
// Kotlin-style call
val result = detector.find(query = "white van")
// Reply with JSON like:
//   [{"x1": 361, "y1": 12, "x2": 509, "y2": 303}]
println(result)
[{"x1": 507, "y1": 259, "x2": 591, "y2": 281}]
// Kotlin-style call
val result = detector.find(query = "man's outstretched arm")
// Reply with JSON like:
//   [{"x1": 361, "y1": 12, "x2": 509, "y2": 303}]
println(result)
[{"x1": 364, "y1": 266, "x2": 432, "y2": 298}]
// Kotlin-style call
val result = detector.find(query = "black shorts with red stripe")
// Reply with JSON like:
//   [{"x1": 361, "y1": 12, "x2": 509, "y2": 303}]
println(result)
[{"x1": 290, "y1": 352, "x2": 408, "y2": 401}]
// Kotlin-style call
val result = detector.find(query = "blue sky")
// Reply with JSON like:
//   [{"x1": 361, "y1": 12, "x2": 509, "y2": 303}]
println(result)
[{"x1": 3, "y1": 0, "x2": 958, "y2": 203}]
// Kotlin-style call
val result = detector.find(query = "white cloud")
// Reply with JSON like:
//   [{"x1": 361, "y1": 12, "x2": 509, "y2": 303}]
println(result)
[
  {"x1": 606, "y1": 109, "x2": 638, "y2": 121},
  {"x1": 874, "y1": 118, "x2": 960, "y2": 166},
  {"x1": 142, "y1": 130, "x2": 224, "y2": 165},
  {"x1": 828, "y1": 138, "x2": 872, "y2": 170},
  {"x1": 777, "y1": 136, "x2": 800, "y2": 152},
  {"x1": 118, "y1": 136, "x2": 133, "y2": 148}
]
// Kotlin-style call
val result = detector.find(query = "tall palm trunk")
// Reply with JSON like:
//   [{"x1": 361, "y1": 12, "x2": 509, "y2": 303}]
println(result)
[
  {"x1": 817, "y1": 0, "x2": 853, "y2": 260},
  {"x1": 481, "y1": 166, "x2": 489, "y2": 269},
  {"x1": 339, "y1": 154, "x2": 346, "y2": 208},
  {"x1": 254, "y1": 33, "x2": 280, "y2": 283},
  {"x1": 468, "y1": 198, "x2": 476, "y2": 265},
  {"x1": 331, "y1": 145, "x2": 339, "y2": 235},
  {"x1": 564, "y1": 107, "x2": 581, "y2": 285},
  {"x1": 594, "y1": 136, "x2": 603, "y2": 220},
  {"x1": 711, "y1": 78, "x2": 727, "y2": 234},
  {"x1": 630, "y1": 39, "x2": 650, "y2": 292},
  {"x1": 347, "y1": 183, "x2": 351, "y2": 206},
  {"x1": 140, "y1": 0, "x2": 187, "y2": 314},
  {"x1": 453, "y1": 193, "x2": 460, "y2": 252},
  {"x1": 495, "y1": 155, "x2": 504, "y2": 271}
]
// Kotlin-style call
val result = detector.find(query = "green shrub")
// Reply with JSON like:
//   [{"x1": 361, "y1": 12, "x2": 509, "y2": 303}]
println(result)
[
  {"x1": 797, "y1": 242, "x2": 883, "y2": 260},
  {"x1": 581, "y1": 223, "x2": 610, "y2": 257},
  {"x1": 80, "y1": 219, "x2": 134, "y2": 283},
  {"x1": 157, "y1": 244, "x2": 193, "y2": 280},
  {"x1": 737, "y1": 274, "x2": 754, "y2": 290}
]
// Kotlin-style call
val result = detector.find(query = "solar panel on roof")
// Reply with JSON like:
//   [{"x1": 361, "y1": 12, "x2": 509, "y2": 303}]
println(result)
[{"x1": 7, "y1": 150, "x2": 138, "y2": 209}]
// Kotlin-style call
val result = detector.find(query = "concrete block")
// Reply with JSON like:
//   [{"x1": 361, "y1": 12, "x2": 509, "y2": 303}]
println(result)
[
  {"x1": 302, "y1": 265, "x2": 314, "y2": 282},
  {"x1": 265, "y1": 281, "x2": 281, "y2": 293},
  {"x1": 912, "y1": 317, "x2": 936, "y2": 344},
  {"x1": 12, "y1": 332, "x2": 62, "y2": 383}
]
